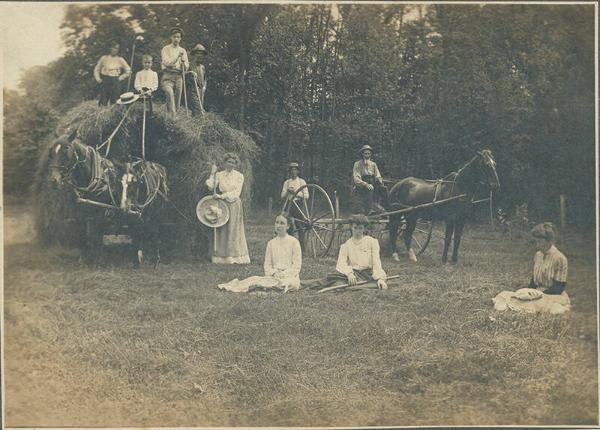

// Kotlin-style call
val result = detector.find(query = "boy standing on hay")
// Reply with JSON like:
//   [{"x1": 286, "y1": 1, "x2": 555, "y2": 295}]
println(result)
[
  {"x1": 94, "y1": 41, "x2": 131, "y2": 106},
  {"x1": 161, "y1": 27, "x2": 189, "y2": 115},
  {"x1": 187, "y1": 43, "x2": 208, "y2": 117},
  {"x1": 134, "y1": 54, "x2": 159, "y2": 114}
]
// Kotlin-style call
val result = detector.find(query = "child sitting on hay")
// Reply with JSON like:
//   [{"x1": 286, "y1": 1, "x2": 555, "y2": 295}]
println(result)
[
  {"x1": 493, "y1": 222, "x2": 570, "y2": 314},
  {"x1": 217, "y1": 214, "x2": 302, "y2": 293}
]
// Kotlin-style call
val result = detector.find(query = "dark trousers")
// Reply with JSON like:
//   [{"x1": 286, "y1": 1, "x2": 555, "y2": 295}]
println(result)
[
  {"x1": 187, "y1": 79, "x2": 204, "y2": 117},
  {"x1": 98, "y1": 75, "x2": 121, "y2": 106},
  {"x1": 352, "y1": 176, "x2": 388, "y2": 214},
  {"x1": 135, "y1": 90, "x2": 154, "y2": 115},
  {"x1": 284, "y1": 198, "x2": 306, "y2": 251},
  {"x1": 302, "y1": 268, "x2": 374, "y2": 290}
]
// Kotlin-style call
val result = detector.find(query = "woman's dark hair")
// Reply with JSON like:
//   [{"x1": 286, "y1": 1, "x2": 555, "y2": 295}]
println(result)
[
  {"x1": 276, "y1": 213, "x2": 291, "y2": 227},
  {"x1": 349, "y1": 214, "x2": 370, "y2": 227},
  {"x1": 223, "y1": 152, "x2": 240, "y2": 165}
]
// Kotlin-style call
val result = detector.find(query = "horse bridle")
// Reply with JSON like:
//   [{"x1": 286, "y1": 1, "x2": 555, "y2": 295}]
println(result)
[{"x1": 48, "y1": 143, "x2": 88, "y2": 186}]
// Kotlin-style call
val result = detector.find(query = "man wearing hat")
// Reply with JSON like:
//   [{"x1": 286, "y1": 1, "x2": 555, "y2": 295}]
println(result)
[
  {"x1": 281, "y1": 162, "x2": 309, "y2": 251},
  {"x1": 352, "y1": 145, "x2": 388, "y2": 214},
  {"x1": 186, "y1": 43, "x2": 208, "y2": 116},
  {"x1": 160, "y1": 27, "x2": 189, "y2": 114}
]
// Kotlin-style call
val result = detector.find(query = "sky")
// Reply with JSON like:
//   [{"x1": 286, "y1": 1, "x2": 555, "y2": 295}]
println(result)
[{"x1": 0, "y1": 2, "x2": 66, "y2": 90}]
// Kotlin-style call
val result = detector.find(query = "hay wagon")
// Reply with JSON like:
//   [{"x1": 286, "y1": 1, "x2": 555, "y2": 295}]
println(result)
[{"x1": 284, "y1": 183, "x2": 469, "y2": 258}]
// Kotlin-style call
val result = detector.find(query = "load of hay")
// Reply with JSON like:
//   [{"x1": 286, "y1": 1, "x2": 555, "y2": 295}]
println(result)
[{"x1": 33, "y1": 101, "x2": 259, "y2": 248}]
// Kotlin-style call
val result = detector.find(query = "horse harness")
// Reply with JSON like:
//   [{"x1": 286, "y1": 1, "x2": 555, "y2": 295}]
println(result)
[{"x1": 61, "y1": 144, "x2": 167, "y2": 217}]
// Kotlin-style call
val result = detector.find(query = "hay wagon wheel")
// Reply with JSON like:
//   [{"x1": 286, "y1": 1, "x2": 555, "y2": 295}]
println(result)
[
  {"x1": 287, "y1": 184, "x2": 336, "y2": 258},
  {"x1": 401, "y1": 218, "x2": 434, "y2": 256}
]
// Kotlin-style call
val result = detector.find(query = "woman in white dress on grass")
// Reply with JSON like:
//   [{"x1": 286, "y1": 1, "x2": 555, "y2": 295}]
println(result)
[
  {"x1": 218, "y1": 215, "x2": 302, "y2": 292},
  {"x1": 206, "y1": 153, "x2": 250, "y2": 264}
]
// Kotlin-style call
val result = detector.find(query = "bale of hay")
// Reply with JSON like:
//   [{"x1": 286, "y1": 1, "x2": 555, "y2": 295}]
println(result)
[{"x1": 33, "y1": 101, "x2": 259, "y2": 247}]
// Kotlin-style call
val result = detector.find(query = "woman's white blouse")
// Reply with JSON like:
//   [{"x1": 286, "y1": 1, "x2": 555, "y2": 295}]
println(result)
[
  {"x1": 264, "y1": 234, "x2": 302, "y2": 279},
  {"x1": 336, "y1": 236, "x2": 386, "y2": 280},
  {"x1": 206, "y1": 170, "x2": 244, "y2": 202}
]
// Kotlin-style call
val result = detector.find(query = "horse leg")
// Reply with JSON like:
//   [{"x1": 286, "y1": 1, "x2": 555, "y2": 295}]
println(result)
[
  {"x1": 130, "y1": 223, "x2": 143, "y2": 269},
  {"x1": 83, "y1": 217, "x2": 101, "y2": 266},
  {"x1": 442, "y1": 221, "x2": 454, "y2": 263},
  {"x1": 404, "y1": 217, "x2": 418, "y2": 263},
  {"x1": 451, "y1": 220, "x2": 465, "y2": 264},
  {"x1": 389, "y1": 214, "x2": 401, "y2": 261}
]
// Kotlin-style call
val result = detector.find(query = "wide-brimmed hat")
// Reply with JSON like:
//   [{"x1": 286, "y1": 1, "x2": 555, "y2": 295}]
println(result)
[
  {"x1": 170, "y1": 27, "x2": 184, "y2": 37},
  {"x1": 116, "y1": 92, "x2": 140, "y2": 105},
  {"x1": 288, "y1": 162, "x2": 300, "y2": 171},
  {"x1": 359, "y1": 145, "x2": 374, "y2": 154},
  {"x1": 191, "y1": 43, "x2": 207, "y2": 53},
  {"x1": 196, "y1": 196, "x2": 230, "y2": 228}
]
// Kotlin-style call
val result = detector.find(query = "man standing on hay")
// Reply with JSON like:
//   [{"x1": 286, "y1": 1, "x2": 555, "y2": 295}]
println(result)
[
  {"x1": 187, "y1": 43, "x2": 208, "y2": 117},
  {"x1": 161, "y1": 27, "x2": 189, "y2": 115},
  {"x1": 94, "y1": 41, "x2": 131, "y2": 106}
]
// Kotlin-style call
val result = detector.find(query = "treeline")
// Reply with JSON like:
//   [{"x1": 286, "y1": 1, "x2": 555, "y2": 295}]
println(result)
[{"x1": 3, "y1": 4, "x2": 595, "y2": 224}]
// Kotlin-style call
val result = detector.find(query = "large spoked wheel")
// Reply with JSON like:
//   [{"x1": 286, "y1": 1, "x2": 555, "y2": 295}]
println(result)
[
  {"x1": 405, "y1": 218, "x2": 434, "y2": 256},
  {"x1": 285, "y1": 184, "x2": 336, "y2": 258}
]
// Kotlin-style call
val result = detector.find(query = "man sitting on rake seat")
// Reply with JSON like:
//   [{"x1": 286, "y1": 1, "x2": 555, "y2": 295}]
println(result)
[
  {"x1": 302, "y1": 214, "x2": 388, "y2": 290},
  {"x1": 281, "y1": 162, "x2": 309, "y2": 251},
  {"x1": 352, "y1": 145, "x2": 388, "y2": 215}
]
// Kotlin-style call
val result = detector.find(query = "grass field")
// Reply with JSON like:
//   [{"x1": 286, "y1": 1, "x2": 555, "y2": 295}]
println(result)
[{"x1": 3, "y1": 202, "x2": 598, "y2": 427}]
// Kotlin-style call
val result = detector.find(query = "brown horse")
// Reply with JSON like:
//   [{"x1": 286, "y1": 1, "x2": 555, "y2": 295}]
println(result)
[
  {"x1": 387, "y1": 150, "x2": 499, "y2": 263},
  {"x1": 48, "y1": 131, "x2": 168, "y2": 267}
]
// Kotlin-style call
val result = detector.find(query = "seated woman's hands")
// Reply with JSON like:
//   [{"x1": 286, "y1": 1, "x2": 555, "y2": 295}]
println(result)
[
  {"x1": 347, "y1": 272, "x2": 357, "y2": 286},
  {"x1": 377, "y1": 279, "x2": 388, "y2": 290}
]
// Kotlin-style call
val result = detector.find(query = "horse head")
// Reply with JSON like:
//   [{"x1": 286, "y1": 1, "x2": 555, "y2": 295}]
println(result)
[
  {"x1": 476, "y1": 149, "x2": 500, "y2": 191},
  {"x1": 47, "y1": 129, "x2": 88, "y2": 188}
]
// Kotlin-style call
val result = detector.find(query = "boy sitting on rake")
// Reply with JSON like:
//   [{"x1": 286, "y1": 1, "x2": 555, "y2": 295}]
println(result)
[{"x1": 303, "y1": 214, "x2": 388, "y2": 290}]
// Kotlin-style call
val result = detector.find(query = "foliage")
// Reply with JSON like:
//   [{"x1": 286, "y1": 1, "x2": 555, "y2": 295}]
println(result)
[{"x1": 4, "y1": 4, "x2": 596, "y2": 226}]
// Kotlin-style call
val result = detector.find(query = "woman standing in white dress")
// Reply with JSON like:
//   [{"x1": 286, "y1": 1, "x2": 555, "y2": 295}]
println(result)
[{"x1": 206, "y1": 153, "x2": 250, "y2": 264}]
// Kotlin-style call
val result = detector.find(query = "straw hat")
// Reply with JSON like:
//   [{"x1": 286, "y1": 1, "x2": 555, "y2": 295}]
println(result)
[
  {"x1": 116, "y1": 92, "x2": 140, "y2": 105},
  {"x1": 359, "y1": 145, "x2": 374, "y2": 155},
  {"x1": 196, "y1": 196, "x2": 230, "y2": 228},
  {"x1": 170, "y1": 27, "x2": 184, "y2": 37},
  {"x1": 191, "y1": 43, "x2": 207, "y2": 53}
]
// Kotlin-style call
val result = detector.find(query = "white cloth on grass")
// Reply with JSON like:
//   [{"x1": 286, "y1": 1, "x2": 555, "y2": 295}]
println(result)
[{"x1": 493, "y1": 288, "x2": 571, "y2": 315}]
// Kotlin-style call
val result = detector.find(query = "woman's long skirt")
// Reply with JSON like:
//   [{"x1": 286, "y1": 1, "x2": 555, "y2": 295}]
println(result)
[{"x1": 212, "y1": 198, "x2": 250, "y2": 264}]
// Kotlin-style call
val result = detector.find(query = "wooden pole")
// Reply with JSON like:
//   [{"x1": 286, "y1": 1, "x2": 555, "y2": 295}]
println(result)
[
  {"x1": 181, "y1": 67, "x2": 189, "y2": 116},
  {"x1": 317, "y1": 275, "x2": 400, "y2": 293},
  {"x1": 334, "y1": 190, "x2": 340, "y2": 218},
  {"x1": 560, "y1": 193, "x2": 566, "y2": 229},
  {"x1": 141, "y1": 97, "x2": 147, "y2": 159},
  {"x1": 489, "y1": 190, "x2": 494, "y2": 226},
  {"x1": 127, "y1": 42, "x2": 136, "y2": 91}
]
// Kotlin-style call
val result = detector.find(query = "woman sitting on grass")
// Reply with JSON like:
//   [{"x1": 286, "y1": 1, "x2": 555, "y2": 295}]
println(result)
[
  {"x1": 217, "y1": 214, "x2": 302, "y2": 292},
  {"x1": 493, "y1": 222, "x2": 569, "y2": 314},
  {"x1": 528, "y1": 222, "x2": 568, "y2": 295},
  {"x1": 303, "y1": 214, "x2": 388, "y2": 290}
]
